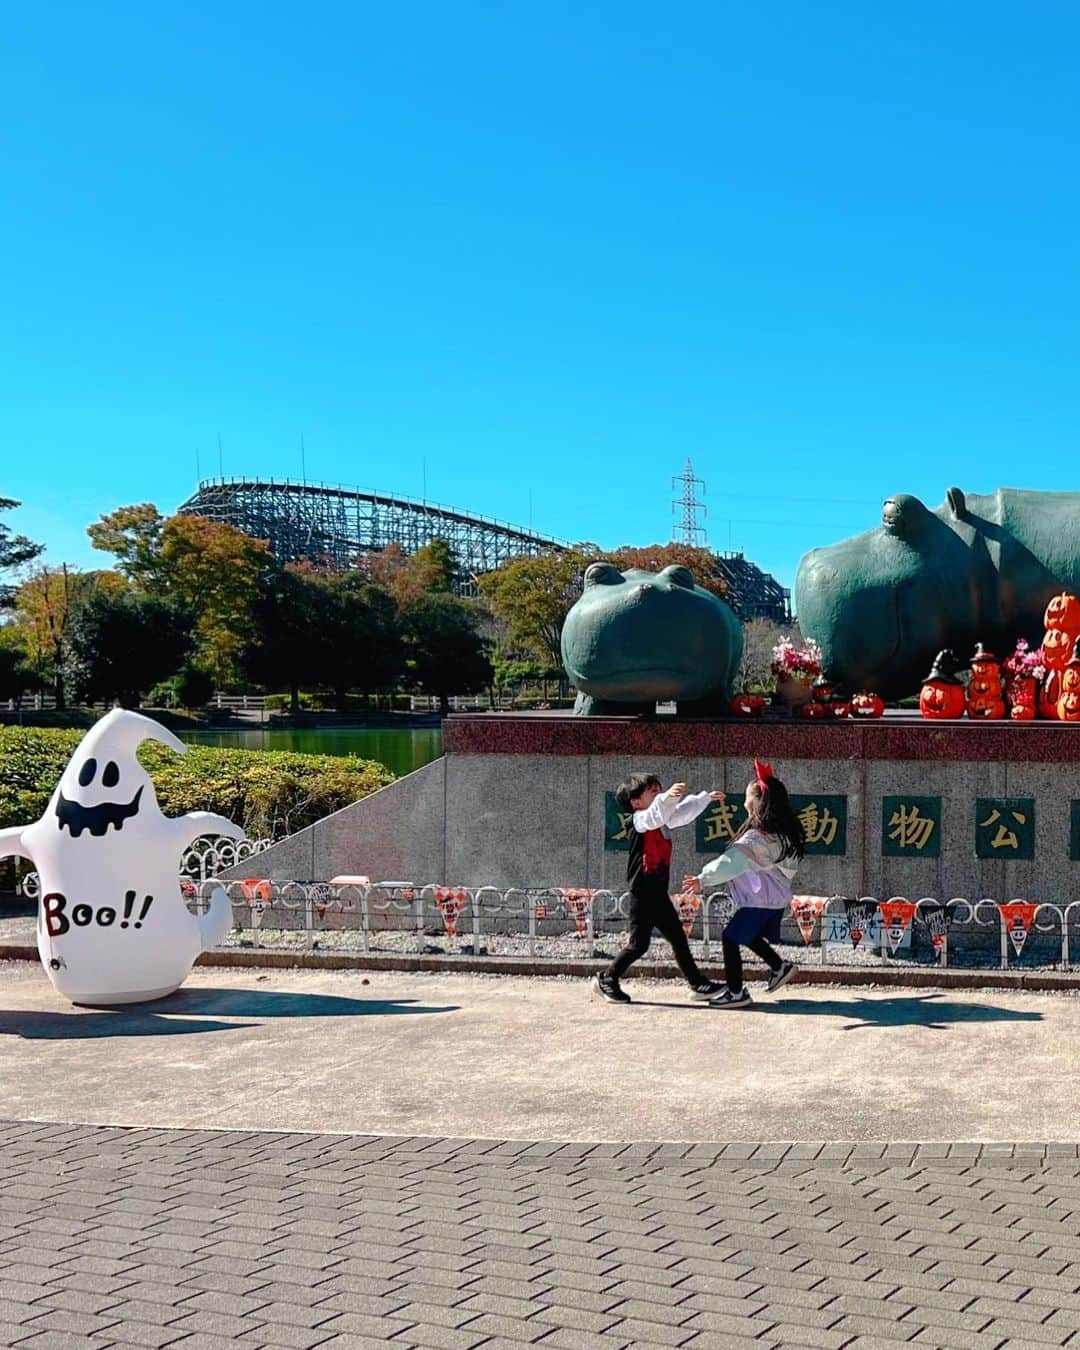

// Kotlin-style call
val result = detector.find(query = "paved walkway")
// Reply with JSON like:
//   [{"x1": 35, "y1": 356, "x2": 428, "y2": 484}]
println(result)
[{"x1": 4, "y1": 1122, "x2": 1080, "y2": 1350}]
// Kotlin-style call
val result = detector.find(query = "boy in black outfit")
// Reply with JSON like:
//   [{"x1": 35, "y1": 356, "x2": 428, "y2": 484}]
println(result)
[{"x1": 593, "y1": 773, "x2": 726, "y2": 1004}]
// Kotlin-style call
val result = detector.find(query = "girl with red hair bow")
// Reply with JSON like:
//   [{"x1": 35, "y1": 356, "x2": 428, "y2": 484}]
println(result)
[{"x1": 683, "y1": 761, "x2": 805, "y2": 1008}]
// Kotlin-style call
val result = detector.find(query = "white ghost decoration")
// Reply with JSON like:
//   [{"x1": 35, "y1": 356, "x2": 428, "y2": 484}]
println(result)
[{"x1": 0, "y1": 708, "x2": 244, "y2": 1005}]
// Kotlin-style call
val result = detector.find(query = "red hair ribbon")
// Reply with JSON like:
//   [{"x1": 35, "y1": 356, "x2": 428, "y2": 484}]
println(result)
[{"x1": 753, "y1": 759, "x2": 774, "y2": 787}]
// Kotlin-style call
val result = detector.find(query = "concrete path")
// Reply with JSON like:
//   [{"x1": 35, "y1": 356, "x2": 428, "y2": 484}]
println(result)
[
  {"x1": 2, "y1": 962, "x2": 1080, "y2": 1141},
  {"x1": 4, "y1": 1122, "x2": 1080, "y2": 1350}
]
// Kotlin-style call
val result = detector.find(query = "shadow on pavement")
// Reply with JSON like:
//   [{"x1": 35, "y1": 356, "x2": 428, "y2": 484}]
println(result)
[
  {"x1": 0, "y1": 988, "x2": 459, "y2": 1039},
  {"x1": 759, "y1": 992, "x2": 1044, "y2": 1031}
]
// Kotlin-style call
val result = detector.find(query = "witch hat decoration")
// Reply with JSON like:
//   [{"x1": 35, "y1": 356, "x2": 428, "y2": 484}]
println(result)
[
  {"x1": 923, "y1": 649, "x2": 964, "y2": 684},
  {"x1": 971, "y1": 643, "x2": 1000, "y2": 665}
]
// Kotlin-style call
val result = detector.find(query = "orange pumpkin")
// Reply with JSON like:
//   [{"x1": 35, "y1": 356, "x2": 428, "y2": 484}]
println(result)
[
  {"x1": 1011, "y1": 704, "x2": 1036, "y2": 721},
  {"x1": 967, "y1": 691, "x2": 1006, "y2": 719},
  {"x1": 1062, "y1": 659, "x2": 1080, "y2": 694},
  {"x1": 1044, "y1": 592, "x2": 1080, "y2": 634},
  {"x1": 1041, "y1": 627, "x2": 1074, "y2": 671},
  {"x1": 1059, "y1": 689, "x2": 1080, "y2": 722},
  {"x1": 826, "y1": 699, "x2": 850, "y2": 718},
  {"x1": 969, "y1": 674, "x2": 1002, "y2": 697},
  {"x1": 920, "y1": 679, "x2": 966, "y2": 720},
  {"x1": 1041, "y1": 668, "x2": 1063, "y2": 720},
  {"x1": 800, "y1": 700, "x2": 829, "y2": 719},
  {"x1": 730, "y1": 692, "x2": 766, "y2": 718},
  {"x1": 850, "y1": 691, "x2": 884, "y2": 718}
]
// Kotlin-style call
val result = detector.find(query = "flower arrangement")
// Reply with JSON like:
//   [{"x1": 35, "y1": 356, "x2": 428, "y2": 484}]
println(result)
[
  {"x1": 771, "y1": 636, "x2": 823, "y2": 681},
  {"x1": 1003, "y1": 639, "x2": 1046, "y2": 684}
]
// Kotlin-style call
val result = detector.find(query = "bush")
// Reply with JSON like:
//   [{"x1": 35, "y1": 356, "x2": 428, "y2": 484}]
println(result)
[{"x1": 0, "y1": 726, "x2": 395, "y2": 845}]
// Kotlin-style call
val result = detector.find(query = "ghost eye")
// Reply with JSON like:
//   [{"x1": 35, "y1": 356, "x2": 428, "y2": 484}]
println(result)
[
  {"x1": 78, "y1": 759, "x2": 97, "y2": 787},
  {"x1": 102, "y1": 761, "x2": 119, "y2": 788}
]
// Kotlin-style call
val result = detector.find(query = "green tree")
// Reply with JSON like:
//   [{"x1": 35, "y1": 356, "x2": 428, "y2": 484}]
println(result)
[
  {"x1": 0, "y1": 498, "x2": 43, "y2": 607},
  {"x1": 477, "y1": 546, "x2": 597, "y2": 668},
  {"x1": 0, "y1": 625, "x2": 33, "y2": 702},
  {"x1": 66, "y1": 591, "x2": 193, "y2": 708},
  {"x1": 13, "y1": 566, "x2": 120, "y2": 708},
  {"x1": 322, "y1": 576, "x2": 404, "y2": 708},
  {"x1": 243, "y1": 567, "x2": 332, "y2": 717},
  {"x1": 86, "y1": 503, "x2": 165, "y2": 587},
  {"x1": 356, "y1": 537, "x2": 458, "y2": 605},
  {"x1": 402, "y1": 595, "x2": 493, "y2": 714}
]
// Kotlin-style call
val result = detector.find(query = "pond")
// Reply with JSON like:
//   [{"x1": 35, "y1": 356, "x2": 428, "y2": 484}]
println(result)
[{"x1": 179, "y1": 727, "x2": 444, "y2": 777}]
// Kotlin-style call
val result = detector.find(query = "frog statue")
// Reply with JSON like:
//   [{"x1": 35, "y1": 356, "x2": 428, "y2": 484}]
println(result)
[
  {"x1": 561, "y1": 563, "x2": 743, "y2": 715},
  {"x1": 796, "y1": 486, "x2": 1080, "y2": 700}
]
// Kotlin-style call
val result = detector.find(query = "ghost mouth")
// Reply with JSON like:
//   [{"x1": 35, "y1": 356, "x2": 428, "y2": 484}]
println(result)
[{"x1": 56, "y1": 786, "x2": 143, "y2": 838}]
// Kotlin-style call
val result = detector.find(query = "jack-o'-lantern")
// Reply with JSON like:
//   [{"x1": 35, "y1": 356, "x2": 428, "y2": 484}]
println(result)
[
  {"x1": 1011, "y1": 703, "x2": 1036, "y2": 721},
  {"x1": 826, "y1": 698, "x2": 850, "y2": 718},
  {"x1": 1041, "y1": 627, "x2": 1074, "y2": 671},
  {"x1": 1041, "y1": 667, "x2": 1063, "y2": 720},
  {"x1": 1044, "y1": 592, "x2": 1080, "y2": 634},
  {"x1": 730, "y1": 692, "x2": 766, "y2": 718},
  {"x1": 967, "y1": 692, "x2": 1006, "y2": 719},
  {"x1": 800, "y1": 700, "x2": 828, "y2": 719},
  {"x1": 1059, "y1": 688, "x2": 1080, "y2": 722},
  {"x1": 969, "y1": 643, "x2": 1001, "y2": 678},
  {"x1": 850, "y1": 691, "x2": 884, "y2": 718},
  {"x1": 920, "y1": 651, "x2": 966, "y2": 720},
  {"x1": 1063, "y1": 658, "x2": 1080, "y2": 695},
  {"x1": 969, "y1": 675, "x2": 1000, "y2": 697}
]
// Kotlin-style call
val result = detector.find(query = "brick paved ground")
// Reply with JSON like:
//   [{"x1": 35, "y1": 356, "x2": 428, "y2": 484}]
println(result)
[{"x1": 4, "y1": 1124, "x2": 1080, "y2": 1350}]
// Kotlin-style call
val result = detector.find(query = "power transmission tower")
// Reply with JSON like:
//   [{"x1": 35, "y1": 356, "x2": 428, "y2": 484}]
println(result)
[{"x1": 672, "y1": 459, "x2": 707, "y2": 547}]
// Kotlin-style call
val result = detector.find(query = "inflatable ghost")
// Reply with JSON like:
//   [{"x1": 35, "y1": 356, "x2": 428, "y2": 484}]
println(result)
[{"x1": 0, "y1": 709, "x2": 244, "y2": 1005}]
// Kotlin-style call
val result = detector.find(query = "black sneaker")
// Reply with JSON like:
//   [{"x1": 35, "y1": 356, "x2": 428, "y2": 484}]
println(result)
[
  {"x1": 690, "y1": 979, "x2": 725, "y2": 1001},
  {"x1": 592, "y1": 974, "x2": 631, "y2": 1004},
  {"x1": 765, "y1": 961, "x2": 797, "y2": 994},
  {"x1": 709, "y1": 987, "x2": 753, "y2": 1009}
]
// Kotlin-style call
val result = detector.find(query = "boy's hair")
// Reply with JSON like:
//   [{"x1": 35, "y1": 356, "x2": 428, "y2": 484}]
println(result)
[
  {"x1": 740, "y1": 774, "x2": 806, "y2": 861},
  {"x1": 616, "y1": 773, "x2": 662, "y2": 809}
]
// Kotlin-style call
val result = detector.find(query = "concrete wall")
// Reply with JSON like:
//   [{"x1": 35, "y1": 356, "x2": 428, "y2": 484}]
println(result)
[{"x1": 228, "y1": 718, "x2": 1080, "y2": 903}]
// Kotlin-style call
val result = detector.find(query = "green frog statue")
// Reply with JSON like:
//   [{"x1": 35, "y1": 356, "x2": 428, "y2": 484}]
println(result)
[
  {"x1": 561, "y1": 563, "x2": 743, "y2": 716},
  {"x1": 796, "y1": 486, "x2": 1080, "y2": 699}
]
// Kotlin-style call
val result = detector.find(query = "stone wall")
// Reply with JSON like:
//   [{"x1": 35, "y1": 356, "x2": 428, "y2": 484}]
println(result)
[{"x1": 227, "y1": 715, "x2": 1080, "y2": 904}]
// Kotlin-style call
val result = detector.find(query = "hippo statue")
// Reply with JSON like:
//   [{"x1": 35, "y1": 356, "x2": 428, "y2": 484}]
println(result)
[
  {"x1": 796, "y1": 487, "x2": 1080, "y2": 699},
  {"x1": 561, "y1": 563, "x2": 743, "y2": 715}
]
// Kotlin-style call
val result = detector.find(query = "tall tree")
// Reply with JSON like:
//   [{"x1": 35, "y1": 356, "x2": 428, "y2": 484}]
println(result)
[
  {"x1": 322, "y1": 576, "x2": 404, "y2": 708},
  {"x1": 402, "y1": 595, "x2": 493, "y2": 714},
  {"x1": 86, "y1": 503, "x2": 165, "y2": 587},
  {"x1": 0, "y1": 625, "x2": 33, "y2": 702},
  {"x1": 66, "y1": 591, "x2": 193, "y2": 708},
  {"x1": 0, "y1": 498, "x2": 43, "y2": 606},
  {"x1": 13, "y1": 566, "x2": 115, "y2": 708},
  {"x1": 477, "y1": 547, "x2": 597, "y2": 668},
  {"x1": 243, "y1": 567, "x2": 333, "y2": 717},
  {"x1": 354, "y1": 537, "x2": 458, "y2": 605}
]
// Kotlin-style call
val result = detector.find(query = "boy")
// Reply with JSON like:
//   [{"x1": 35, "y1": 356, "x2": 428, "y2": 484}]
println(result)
[{"x1": 592, "y1": 773, "x2": 726, "y2": 1004}]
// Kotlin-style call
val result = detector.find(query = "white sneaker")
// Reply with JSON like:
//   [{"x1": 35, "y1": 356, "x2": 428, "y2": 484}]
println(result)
[
  {"x1": 709, "y1": 987, "x2": 753, "y2": 1009},
  {"x1": 765, "y1": 961, "x2": 797, "y2": 994}
]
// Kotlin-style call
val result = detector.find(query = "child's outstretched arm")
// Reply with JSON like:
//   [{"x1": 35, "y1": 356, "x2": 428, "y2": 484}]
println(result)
[
  {"x1": 665, "y1": 789, "x2": 724, "y2": 829},
  {"x1": 683, "y1": 842, "x2": 753, "y2": 892}
]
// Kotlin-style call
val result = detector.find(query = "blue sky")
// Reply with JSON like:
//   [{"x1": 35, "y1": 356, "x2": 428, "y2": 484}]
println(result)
[{"x1": 3, "y1": 2, "x2": 1079, "y2": 593}]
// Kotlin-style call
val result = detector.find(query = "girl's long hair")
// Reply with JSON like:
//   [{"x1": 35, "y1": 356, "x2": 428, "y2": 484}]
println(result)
[{"x1": 737, "y1": 775, "x2": 806, "y2": 861}]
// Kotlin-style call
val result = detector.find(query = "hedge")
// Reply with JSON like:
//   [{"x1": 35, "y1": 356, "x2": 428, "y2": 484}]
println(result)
[{"x1": 0, "y1": 726, "x2": 395, "y2": 845}]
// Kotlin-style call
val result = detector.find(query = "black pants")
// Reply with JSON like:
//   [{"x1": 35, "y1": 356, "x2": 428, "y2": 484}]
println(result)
[
  {"x1": 722, "y1": 936, "x2": 782, "y2": 993},
  {"x1": 607, "y1": 889, "x2": 705, "y2": 986}
]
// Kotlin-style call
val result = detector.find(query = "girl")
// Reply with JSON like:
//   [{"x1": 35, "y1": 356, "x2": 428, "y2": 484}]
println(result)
[{"x1": 682, "y1": 760, "x2": 804, "y2": 1008}]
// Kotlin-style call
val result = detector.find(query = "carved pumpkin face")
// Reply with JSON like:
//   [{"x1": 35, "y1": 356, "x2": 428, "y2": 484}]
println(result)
[
  {"x1": 1042, "y1": 627, "x2": 1074, "y2": 670},
  {"x1": 800, "y1": 700, "x2": 829, "y2": 719},
  {"x1": 1059, "y1": 690, "x2": 1080, "y2": 722},
  {"x1": 850, "y1": 691, "x2": 884, "y2": 718},
  {"x1": 1044, "y1": 592, "x2": 1080, "y2": 634},
  {"x1": 1063, "y1": 663, "x2": 1080, "y2": 694},
  {"x1": 826, "y1": 699, "x2": 850, "y2": 718},
  {"x1": 730, "y1": 693, "x2": 766, "y2": 717},
  {"x1": 920, "y1": 680, "x2": 966, "y2": 720},
  {"x1": 1010, "y1": 704, "x2": 1036, "y2": 721},
  {"x1": 969, "y1": 674, "x2": 1002, "y2": 696},
  {"x1": 1041, "y1": 668, "x2": 1063, "y2": 720},
  {"x1": 967, "y1": 692, "x2": 1006, "y2": 719}
]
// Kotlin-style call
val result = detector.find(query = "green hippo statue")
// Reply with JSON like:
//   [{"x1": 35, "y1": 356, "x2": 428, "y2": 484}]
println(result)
[
  {"x1": 561, "y1": 562, "x2": 743, "y2": 715},
  {"x1": 796, "y1": 486, "x2": 1080, "y2": 699}
]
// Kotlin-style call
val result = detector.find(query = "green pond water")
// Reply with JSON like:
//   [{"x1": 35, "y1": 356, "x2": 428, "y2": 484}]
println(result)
[{"x1": 179, "y1": 727, "x2": 444, "y2": 777}]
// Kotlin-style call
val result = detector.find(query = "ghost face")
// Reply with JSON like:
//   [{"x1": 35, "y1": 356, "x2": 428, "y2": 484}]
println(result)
[{"x1": 49, "y1": 709, "x2": 183, "y2": 845}]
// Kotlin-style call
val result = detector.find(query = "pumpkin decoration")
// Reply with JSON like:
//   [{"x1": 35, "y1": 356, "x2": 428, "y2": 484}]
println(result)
[
  {"x1": 1044, "y1": 592, "x2": 1080, "y2": 635},
  {"x1": 1041, "y1": 626, "x2": 1074, "y2": 671},
  {"x1": 731, "y1": 692, "x2": 767, "y2": 718},
  {"x1": 1041, "y1": 667, "x2": 1063, "y2": 720},
  {"x1": 967, "y1": 692, "x2": 1006, "y2": 719},
  {"x1": 1063, "y1": 659, "x2": 1080, "y2": 694},
  {"x1": 825, "y1": 697, "x2": 851, "y2": 718},
  {"x1": 967, "y1": 644, "x2": 1004, "y2": 719},
  {"x1": 919, "y1": 650, "x2": 966, "y2": 720},
  {"x1": 850, "y1": 690, "x2": 884, "y2": 719},
  {"x1": 800, "y1": 700, "x2": 829, "y2": 719}
]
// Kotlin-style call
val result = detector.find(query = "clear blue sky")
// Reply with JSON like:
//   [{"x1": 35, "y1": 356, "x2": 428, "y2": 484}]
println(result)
[{"x1": 4, "y1": 2, "x2": 1079, "y2": 593}]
